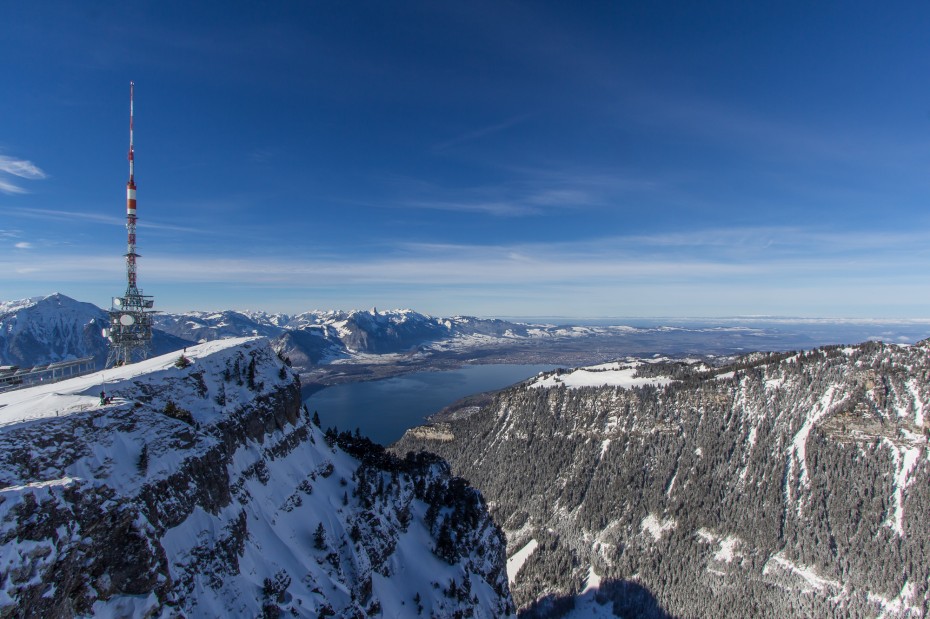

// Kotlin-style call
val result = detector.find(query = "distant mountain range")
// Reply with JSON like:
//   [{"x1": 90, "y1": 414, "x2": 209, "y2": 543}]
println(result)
[
  {"x1": 0, "y1": 294, "x2": 588, "y2": 374},
  {"x1": 5, "y1": 293, "x2": 928, "y2": 384},
  {"x1": 1, "y1": 293, "x2": 707, "y2": 376}
]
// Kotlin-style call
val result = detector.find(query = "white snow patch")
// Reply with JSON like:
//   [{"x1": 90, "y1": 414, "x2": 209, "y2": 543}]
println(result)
[
  {"x1": 696, "y1": 528, "x2": 716, "y2": 543},
  {"x1": 907, "y1": 378, "x2": 925, "y2": 427},
  {"x1": 665, "y1": 469, "x2": 678, "y2": 496},
  {"x1": 582, "y1": 565, "x2": 602, "y2": 594},
  {"x1": 868, "y1": 580, "x2": 921, "y2": 618},
  {"x1": 715, "y1": 371, "x2": 735, "y2": 381},
  {"x1": 531, "y1": 364, "x2": 673, "y2": 390},
  {"x1": 640, "y1": 513, "x2": 676, "y2": 541},
  {"x1": 765, "y1": 377, "x2": 785, "y2": 390},
  {"x1": 764, "y1": 553, "x2": 840, "y2": 592},
  {"x1": 507, "y1": 539, "x2": 538, "y2": 584},
  {"x1": 713, "y1": 536, "x2": 740, "y2": 563},
  {"x1": 883, "y1": 440, "x2": 921, "y2": 536},
  {"x1": 560, "y1": 565, "x2": 621, "y2": 619},
  {"x1": 696, "y1": 529, "x2": 742, "y2": 564},
  {"x1": 791, "y1": 386, "x2": 837, "y2": 485}
]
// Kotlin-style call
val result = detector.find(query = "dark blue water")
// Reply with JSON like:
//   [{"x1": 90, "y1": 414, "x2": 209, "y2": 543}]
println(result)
[{"x1": 304, "y1": 364, "x2": 554, "y2": 445}]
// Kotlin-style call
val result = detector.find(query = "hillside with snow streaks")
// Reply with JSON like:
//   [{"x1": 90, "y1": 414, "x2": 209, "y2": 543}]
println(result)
[
  {"x1": 395, "y1": 340, "x2": 930, "y2": 618},
  {"x1": 0, "y1": 338, "x2": 513, "y2": 618}
]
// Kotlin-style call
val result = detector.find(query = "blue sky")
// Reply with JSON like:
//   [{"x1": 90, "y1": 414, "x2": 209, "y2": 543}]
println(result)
[{"x1": 2, "y1": 1, "x2": 929, "y2": 318}]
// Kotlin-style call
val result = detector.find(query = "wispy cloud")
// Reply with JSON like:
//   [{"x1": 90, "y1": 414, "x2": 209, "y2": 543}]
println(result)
[
  {"x1": 382, "y1": 166, "x2": 652, "y2": 217},
  {"x1": 433, "y1": 114, "x2": 533, "y2": 152},
  {"x1": 401, "y1": 199, "x2": 541, "y2": 217},
  {"x1": 5, "y1": 207, "x2": 200, "y2": 233},
  {"x1": 14, "y1": 242, "x2": 32, "y2": 249},
  {"x1": 0, "y1": 156, "x2": 46, "y2": 179},
  {"x1": 616, "y1": 227, "x2": 930, "y2": 261},
  {"x1": 0, "y1": 155, "x2": 47, "y2": 194},
  {"x1": 0, "y1": 178, "x2": 27, "y2": 194},
  {"x1": 249, "y1": 148, "x2": 275, "y2": 163},
  {"x1": 525, "y1": 188, "x2": 593, "y2": 206}
]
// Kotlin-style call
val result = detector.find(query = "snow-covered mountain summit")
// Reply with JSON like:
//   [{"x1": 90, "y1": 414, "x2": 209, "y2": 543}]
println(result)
[
  {"x1": 0, "y1": 293, "x2": 109, "y2": 368},
  {"x1": 155, "y1": 307, "x2": 491, "y2": 354},
  {"x1": 0, "y1": 338, "x2": 513, "y2": 617},
  {"x1": 153, "y1": 308, "x2": 289, "y2": 342}
]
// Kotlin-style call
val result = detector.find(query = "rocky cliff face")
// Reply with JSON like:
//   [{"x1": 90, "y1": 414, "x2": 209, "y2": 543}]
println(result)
[
  {"x1": 0, "y1": 338, "x2": 513, "y2": 618},
  {"x1": 395, "y1": 341, "x2": 930, "y2": 618}
]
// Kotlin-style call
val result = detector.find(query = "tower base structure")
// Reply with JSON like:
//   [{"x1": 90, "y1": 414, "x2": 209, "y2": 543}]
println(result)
[{"x1": 105, "y1": 286, "x2": 155, "y2": 367}]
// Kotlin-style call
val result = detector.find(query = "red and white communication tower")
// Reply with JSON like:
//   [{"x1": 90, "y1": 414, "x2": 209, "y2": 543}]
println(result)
[{"x1": 105, "y1": 81, "x2": 156, "y2": 367}]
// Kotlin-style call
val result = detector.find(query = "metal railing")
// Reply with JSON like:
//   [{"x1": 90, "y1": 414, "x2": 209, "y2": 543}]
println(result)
[{"x1": 0, "y1": 357, "x2": 97, "y2": 393}]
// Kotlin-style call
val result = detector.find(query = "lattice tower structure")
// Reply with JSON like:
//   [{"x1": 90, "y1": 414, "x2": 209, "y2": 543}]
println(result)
[{"x1": 106, "y1": 81, "x2": 155, "y2": 367}]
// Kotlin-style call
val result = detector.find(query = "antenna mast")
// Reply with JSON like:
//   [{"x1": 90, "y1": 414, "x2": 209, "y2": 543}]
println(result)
[
  {"x1": 127, "y1": 80, "x2": 138, "y2": 294},
  {"x1": 106, "y1": 81, "x2": 155, "y2": 367}
]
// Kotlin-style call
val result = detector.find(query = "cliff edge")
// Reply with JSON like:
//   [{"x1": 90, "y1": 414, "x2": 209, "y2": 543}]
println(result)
[{"x1": 0, "y1": 337, "x2": 513, "y2": 618}]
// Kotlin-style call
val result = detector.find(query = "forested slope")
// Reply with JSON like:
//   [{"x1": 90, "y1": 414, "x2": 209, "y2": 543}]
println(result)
[{"x1": 395, "y1": 341, "x2": 930, "y2": 618}]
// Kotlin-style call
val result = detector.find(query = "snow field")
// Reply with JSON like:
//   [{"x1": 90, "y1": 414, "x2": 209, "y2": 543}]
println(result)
[
  {"x1": 531, "y1": 363, "x2": 674, "y2": 390},
  {"x1": 506, "y1": 539, "x2": 538, "y2": 584}
]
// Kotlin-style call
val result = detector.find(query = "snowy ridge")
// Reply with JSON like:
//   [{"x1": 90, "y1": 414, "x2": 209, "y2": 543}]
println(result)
[
  {"x1": 0, "y1": 296, "x2": 46, "y2": 315},
  {"x1": 0, "y1": 338, "x2": 513, "y2": 617}
]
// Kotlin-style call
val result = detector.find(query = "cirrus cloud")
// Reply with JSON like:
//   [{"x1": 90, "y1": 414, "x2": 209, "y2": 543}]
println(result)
[{"x1": 0, "y1": 155, "x2": 47, "y2": 194}]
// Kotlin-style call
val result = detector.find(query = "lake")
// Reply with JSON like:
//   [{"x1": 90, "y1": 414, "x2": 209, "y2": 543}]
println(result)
[{"x1": 303, "y1": 364, "x2": 555, "y2": 445}]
